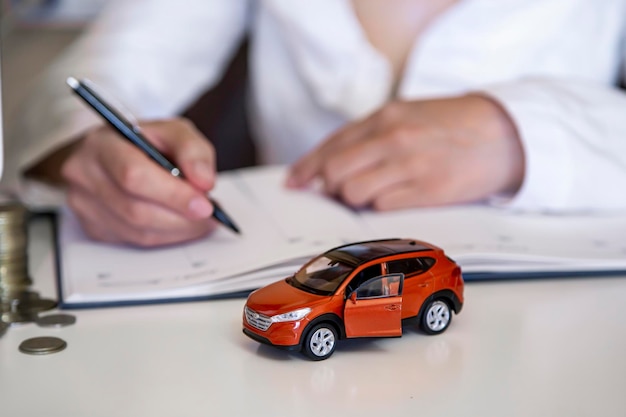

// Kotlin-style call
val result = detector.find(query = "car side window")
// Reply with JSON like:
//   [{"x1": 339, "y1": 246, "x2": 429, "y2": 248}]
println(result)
[
  {"x1": 387, "y1": 257, "x2": 437, "y2": 277},
  {"x1": 421, "y1": 257, "x2": 436, "y2": 269},
  {"x1": 356, "y1": 274, "x2": 403, "y2": 299},
  {"x1": 387, "y1": 258, "x2": 424, "y2": 275},
  {"x1": 347, "y1": 264, "x2": 381, "y2": 295}
]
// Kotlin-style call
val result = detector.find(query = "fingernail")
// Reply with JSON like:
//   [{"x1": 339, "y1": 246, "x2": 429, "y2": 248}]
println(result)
[
  {"x1": 286, "y1": 168, "x2": 303, "y2": 188},
  {"x1": 188, "y1": 196, "x2": 213, "y2": 218},
  {"x1": 285, "y1": 174, "x2": 298, "y2": 188}
]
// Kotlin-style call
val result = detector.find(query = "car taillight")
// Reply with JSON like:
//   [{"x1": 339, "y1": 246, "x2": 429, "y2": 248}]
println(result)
[{"x1": 452, "y1": 267, "x2": 462, "y2": 288}]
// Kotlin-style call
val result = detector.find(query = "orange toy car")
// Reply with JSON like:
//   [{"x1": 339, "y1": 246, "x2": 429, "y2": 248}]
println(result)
[{"x1": 243, "y1": 238, "x2": 464, "y2": 360}]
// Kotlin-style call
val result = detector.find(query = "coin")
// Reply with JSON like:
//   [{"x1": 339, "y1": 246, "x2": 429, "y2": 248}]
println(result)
[
  {"x1": 1, "y1": 290, "x2": 38, "y2": 307},
  {"x1": 0, "y1": 202, "x2": 31, "y2": 299},
  {"x1": 0, "y1": 203, "x2": 28, "y2": 226},
  {"x1": 0, "y1": 260, "x2": 31, "y2": 287},
  {"x1": 19, "y1": 337, "x2": 67, "y2": 355},
  {"x1": 1, "y1": 310, "x2": 36, "y2": 325},
  {"x1": 17, "y1": 298, "x2": 57, "y2": 314},
  {"x1": 36, "y1": 314, "x2": 76, "y2": 328},
  {"x1": 0, "y1": 233, "x2": 28, "y2": 253}
]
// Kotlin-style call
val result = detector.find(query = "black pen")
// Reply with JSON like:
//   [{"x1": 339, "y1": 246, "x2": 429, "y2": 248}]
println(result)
[{"x1": 66, "y1": 76, "x2": 240, "y2": 234}]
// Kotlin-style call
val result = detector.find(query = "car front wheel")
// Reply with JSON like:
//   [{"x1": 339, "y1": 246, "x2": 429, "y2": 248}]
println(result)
[
  {"x1": 421, "y1": 299, "x2": 452, "y2": 335},
  {"x1": 303, "y1": 323, "x2": 338, "y2": 360}
]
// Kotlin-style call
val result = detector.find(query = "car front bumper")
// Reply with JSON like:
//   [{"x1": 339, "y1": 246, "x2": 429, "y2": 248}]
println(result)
[{"x1": 242, "y1": 328, "x2": 301, "y2": 351}]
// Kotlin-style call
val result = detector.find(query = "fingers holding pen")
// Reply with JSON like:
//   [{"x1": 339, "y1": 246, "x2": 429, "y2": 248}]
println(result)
[
  {"x1": 61, "y1": 123, "x2": 218, "y2": 246},
  {"x1": 93, "y1": 121, "x2": 217, "y2": 221},
  {"x1": 65, "y1": 78, "x2": 229, "y2": 245},
  {"x1": 141, "y1": 118, "x2": 217, "y2": 191},
  {"x1": 67, "y1": 187, "x2": 214, "y2": 246}
]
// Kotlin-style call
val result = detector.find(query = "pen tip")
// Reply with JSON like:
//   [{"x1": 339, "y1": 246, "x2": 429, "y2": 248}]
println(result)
[
  {"x1": 222, "y1": 218, "x2": 241, "y2": 235},
  {"x1": 221, "y1": 216, "x2": 241, "y2": 235},
  {"x1": 210, "y1": 199, "x2": 241, "y2": 235}
]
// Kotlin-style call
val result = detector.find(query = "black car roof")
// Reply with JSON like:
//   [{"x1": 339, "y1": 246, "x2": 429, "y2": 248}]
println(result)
[{"x1": 325, "y1": 238, "x2": 434, "y2": 267}]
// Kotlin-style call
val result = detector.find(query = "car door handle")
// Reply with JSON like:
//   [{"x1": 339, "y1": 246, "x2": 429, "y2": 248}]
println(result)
[{"x1": 385, "y1": 304, "x2": 400, "y2": 311}]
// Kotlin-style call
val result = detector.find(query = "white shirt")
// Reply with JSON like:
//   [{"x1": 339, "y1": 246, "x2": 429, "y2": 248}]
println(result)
[{"x1": 5, "y1": 0, "x2": 626, "y2": 211}]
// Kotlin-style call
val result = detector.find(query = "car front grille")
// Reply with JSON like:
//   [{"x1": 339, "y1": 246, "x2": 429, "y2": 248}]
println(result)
[{"x1": 245, "y1": 306, "x2": 272, "y2": 331}]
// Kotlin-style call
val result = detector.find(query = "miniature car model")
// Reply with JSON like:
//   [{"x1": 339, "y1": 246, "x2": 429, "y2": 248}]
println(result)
[{"x1": 242, "y1": 238, "x2": 464, "y2": 360}]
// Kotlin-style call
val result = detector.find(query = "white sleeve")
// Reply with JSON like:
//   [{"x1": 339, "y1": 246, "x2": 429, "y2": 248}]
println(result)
[
  {"x1": 3, "y1": 0, "x2": 250, "y2": 204},
  {"x1": 482, "y1": 45, "x2": 626, "y2": 212}
]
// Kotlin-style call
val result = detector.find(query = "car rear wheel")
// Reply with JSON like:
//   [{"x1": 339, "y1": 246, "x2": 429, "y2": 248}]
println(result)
[
  {"x1": 303, "y1": 323, "x2": 338, "y2": 361},
  {"x1": 421, "y1": 299, "x2": 452, "y2": 335}
]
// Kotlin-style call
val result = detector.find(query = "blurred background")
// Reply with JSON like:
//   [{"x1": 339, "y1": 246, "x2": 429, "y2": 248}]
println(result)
[
  {"x1": 1, "y1": 0, "x2": 255, "y2": 172},
  {"x1": 1, "y1": 0, "x2": 105, "y2": 127}
]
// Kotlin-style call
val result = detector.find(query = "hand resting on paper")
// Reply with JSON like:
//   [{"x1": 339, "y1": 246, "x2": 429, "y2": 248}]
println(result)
[
  {"x1": 287, "y1": 95, "x2": 525, "y2": 210},
  {"x1": 60, "y1": 118, "x2": 218, "y2": 246}
]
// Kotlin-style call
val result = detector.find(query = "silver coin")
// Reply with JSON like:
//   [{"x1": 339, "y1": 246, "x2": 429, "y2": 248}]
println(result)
[
  {"x1": 36, "y1": 314, "x2": 76, "y2": 328},
  {"x1": 1, "y1": 290, "x2": 38, "y2": 308},
  {"x1": 17, "y1": 298, "x2": 57, "y2": 314},
  {"x1": 1, "y1": 310, "x2": 36, "y2": 324},
  {"x1": 0, "y1": 204, "x2": 28, "y2": 226},
  {"x1": 19, "y1": 336, "x2": 67, "y2": 355}
]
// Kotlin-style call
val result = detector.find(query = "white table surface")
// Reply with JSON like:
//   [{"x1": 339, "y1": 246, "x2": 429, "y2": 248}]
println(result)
[{"x1": 2, "y1": 216, "x2": 626, "y2": 417}]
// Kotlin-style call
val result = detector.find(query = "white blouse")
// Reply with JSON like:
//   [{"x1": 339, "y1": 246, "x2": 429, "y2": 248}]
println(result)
[{"x1": 5, "y1": 0, "x2": 626, "y2": 211}]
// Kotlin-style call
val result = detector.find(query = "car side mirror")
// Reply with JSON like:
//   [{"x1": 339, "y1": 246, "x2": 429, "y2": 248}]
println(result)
[{"x1": 349, "y1": 291, "x2": 357, "y2": 304}]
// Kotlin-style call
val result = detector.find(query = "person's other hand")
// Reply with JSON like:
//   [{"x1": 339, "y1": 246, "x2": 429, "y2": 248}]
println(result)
[
  {"x1": 61, "y1": 118, "x2": 218, "y2": 246},
  {"x1": 287, "y1": 95, "x2": 524, "y2": 210}
]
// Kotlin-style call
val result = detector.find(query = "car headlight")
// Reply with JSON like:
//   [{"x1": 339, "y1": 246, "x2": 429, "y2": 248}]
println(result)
[{"x1": 270, "y1": 307, "x2": 311, "y2": 323}]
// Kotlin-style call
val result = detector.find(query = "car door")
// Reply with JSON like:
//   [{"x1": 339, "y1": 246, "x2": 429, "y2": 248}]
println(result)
[
  {"x1": 387, "y1": 257, "x2": 435, "y2": 318},
  {"x1": 343, "y1": 273, "x2": 404, "y2": 338}
]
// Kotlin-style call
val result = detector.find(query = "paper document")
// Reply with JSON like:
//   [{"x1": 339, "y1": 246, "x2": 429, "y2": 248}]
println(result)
[{"x1": 57, "y1": 166, "x2": 626, "y2": 308}]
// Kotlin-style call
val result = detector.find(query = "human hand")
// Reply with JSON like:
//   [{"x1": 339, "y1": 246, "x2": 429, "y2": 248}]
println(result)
[
  {"x1": 287, "y1": 95, "x2": 524, "y2": 210},
  {"x1": 61, "y1": 118, "x2": 218, "y2": 246}
]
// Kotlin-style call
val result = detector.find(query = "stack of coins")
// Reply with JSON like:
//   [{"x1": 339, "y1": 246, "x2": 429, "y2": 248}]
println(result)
[
  {"x1": 0, "y1": 202, "x2": 66, "y2": 349},
  {"x1": 0, "y1": 202, "x2": 59, "y2": 326},
  {"x1": 0, "y1": 202, "x2": 31, "y2": 303}
]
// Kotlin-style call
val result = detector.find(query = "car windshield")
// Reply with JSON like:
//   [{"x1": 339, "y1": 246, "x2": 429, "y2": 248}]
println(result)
[{"x1": 289, "y1": 255, "x2": 353, "y2": 295}]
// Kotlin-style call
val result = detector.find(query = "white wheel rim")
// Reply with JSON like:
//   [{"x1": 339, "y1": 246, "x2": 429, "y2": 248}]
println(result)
[
  {"x1": 310, "y1": 327, "x2": 335, "y2": 357},
  {"x1": 426, "y1": 301, "x2": 450, "y2": 332}
]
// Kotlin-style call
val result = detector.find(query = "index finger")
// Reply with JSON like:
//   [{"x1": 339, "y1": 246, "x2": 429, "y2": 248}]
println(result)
[
  {"x1": 287, "y1": 115, "x2": 374, "y2": 187},
  {"x1": 96, "y1": 129, "x2": 215, "y2": 221},
  {"x1": 141, "y1": 118, "x2": 217, "y2": 191}
]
